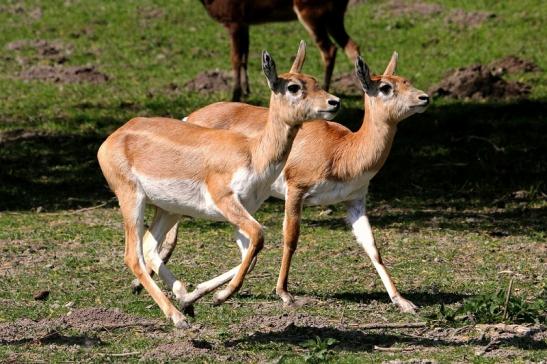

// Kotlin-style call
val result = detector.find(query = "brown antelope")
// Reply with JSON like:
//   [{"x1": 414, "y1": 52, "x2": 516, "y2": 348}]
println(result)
[
  {"x1": 138, "y1": 52, "x2": 430, "y2": 313},
  {"x1": 199, "y1": 0, "x2": 360, "y2": 101},
  {"x1": 97, "y1": 41, "x2": 340, "y2": 327}
]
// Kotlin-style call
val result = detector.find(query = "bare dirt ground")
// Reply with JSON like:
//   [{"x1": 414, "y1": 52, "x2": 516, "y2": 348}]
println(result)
[
  {"x1": 445, "y1": 9, "x2": 496, "y2": 27},
  {"x1": 429, "y1": 56, "x2": 540, "y2": 100},
  {"x1": 184, "y1": 70, "x2": 232, "y2": 94},
  {"x1": 5, "y1": 39, "x2": 70, "y2": 64},
  {"x1": 19, "y1": 65, "x2": 109, "y2": 84},
  {"x1": 377, "y1": 1, "x2": 496, "y2": 29},
  {"x1": 2, "y1": 307, "x2": 543, "y2": 361},
  {"x1": 385, "y1": 0, "x2": 443, "y2": 17},
  {"x1": 0, "y1": 308, "x2": 163, "y2": 345},
  {"x1": 6, "y1": 38, "x2": 108, "y2": 83},
  {"x1": 331, "y1": 72, "x2": 362, "y2": 96}
]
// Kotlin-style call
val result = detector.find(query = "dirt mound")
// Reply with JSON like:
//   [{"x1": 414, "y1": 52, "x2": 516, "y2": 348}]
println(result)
[
  {"x1": 143, "y1": 340, "x2": 221, "y2": 361},
  {"x1": 387, "y1": 0, "x2": 443, "y2": 17},
  {"x1": 0, "y1": 4, "x2": 42, "y2": 20},
  {"x1": 0, "y1": 308, "x2": 162, "y2": 344},
  {"x1": 331, "y1": 72, "x2": 362, "y2": 96},
  {"x1": 231, "y1": 311, "x2": 333, "y2": 336},
  {"x1": 184, "y1": 70, "x2": 232, "y2": 93},
  {"x1": 19, "y1": 65, "x2": 109, "y2": 84},
  {"x1": 429, "y1": 64, "x2": 531, "y2": 100},
  {"x1": 446, "y1": 9, "x2": 495, "y2": 27},
  {"x1": 490, "y1": 55, "x2": 541, "y2": 74},
  {"x1": 6, "y1": 39, "x2": 71, "y2": 64}
]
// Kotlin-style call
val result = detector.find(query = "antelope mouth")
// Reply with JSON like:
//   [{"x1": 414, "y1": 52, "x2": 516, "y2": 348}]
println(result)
[
  {"x1": 410, "y1": 103, "x2": 429, "y2": 113},
  {"x1": 318, "y1": 107, "x2": 340, "y2": 120}
]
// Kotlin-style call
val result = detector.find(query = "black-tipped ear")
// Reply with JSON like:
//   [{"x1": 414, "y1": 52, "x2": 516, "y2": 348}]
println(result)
[
  {"x1": 355, "y1": 56, "x2": 373, "y2": 93},
  {"x1": 262, "y1": 50, "x2": 278, "y2": 91}
]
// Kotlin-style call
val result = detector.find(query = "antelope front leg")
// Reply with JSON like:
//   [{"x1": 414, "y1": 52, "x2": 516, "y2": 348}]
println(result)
[
  {"x1": 178, "y1": 229, "x2": 257, "y2": 308},
  {"x1": 346, "y1": 199, "x2": 417, "y2": 313},
  {"x1": 276, "y1": 188, "x2": 305, "y2": 305},
  {"x1": 210, "y1": 196, "x2": 264, "y2": 305}
]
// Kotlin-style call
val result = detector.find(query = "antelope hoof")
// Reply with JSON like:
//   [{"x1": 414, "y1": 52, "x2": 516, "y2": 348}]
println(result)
[
  {"x1": 393, "y1": 296, "x2": 418, "y2": 314},
  {"x1": 277, "y1": 290, "x2": 295, "y2": 307},
  {"x1": 172, "y1": 312, "x2": 190, "y2": 329},
  {"x1": 130, "y1": 279, "x2": 143, "y2": 294},
  {"x1": 182, "y1": 304, "x2": 195, "y2": 318},
  {"x1": 212, "y1": 287, "x2": 233, "y2": 306}
]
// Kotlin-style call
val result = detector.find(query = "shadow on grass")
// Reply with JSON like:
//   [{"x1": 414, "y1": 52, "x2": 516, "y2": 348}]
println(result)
[
  {"x1": 305, "y1": 205, "x2": 547, "y2": 235},
  {"x1": 328, "y1": 290, "x2": 469, "y2": 306},
  {"x1": 226, "y1": 325, "x2": 547, "y2": 353},
  {"x1": 0, "y1": 99, "x2": 545, "y2": 212}
]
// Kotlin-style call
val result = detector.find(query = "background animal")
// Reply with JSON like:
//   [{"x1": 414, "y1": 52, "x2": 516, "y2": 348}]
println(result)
[{"x1": 199, "y1": 0, "x2": 360, "y2": 101}]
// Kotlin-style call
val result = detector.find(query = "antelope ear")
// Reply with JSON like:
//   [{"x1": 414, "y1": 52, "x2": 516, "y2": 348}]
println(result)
[
  {"x1": 355, "y1": 56, "x2": 373, "y2": 93},
  {"x1": 262, "y1": 50, "x2": 279, "y2": 91},
  {"x1": 383, "y1": 51, "x2": 398, "y2": 76},
  {"x1": 289, "y1": 40, "x2": 306, "y2": 73}
]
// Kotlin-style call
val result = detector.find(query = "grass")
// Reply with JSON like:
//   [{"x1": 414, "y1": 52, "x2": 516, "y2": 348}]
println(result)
[{"x1": 0, "y1": 0, "x2": 546, "y2": 362}]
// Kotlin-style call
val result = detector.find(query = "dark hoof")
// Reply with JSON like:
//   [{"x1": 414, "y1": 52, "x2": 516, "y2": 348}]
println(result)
[
  {"x1": 131, "y1": 280, "x2": 143, "y2": 295},
  {"x1": 183, "y1": 304, "x2": 195, "y2": 318}
]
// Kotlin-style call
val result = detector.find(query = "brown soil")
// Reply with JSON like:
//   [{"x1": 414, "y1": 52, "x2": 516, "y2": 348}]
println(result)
[
  {"x1": 19, "y1": 65, "x2": 109, "y2": 84},
  {"x1": 6, "y1": 39, "x2": 71, "y2": 64},
  {"x1": 231, "y1": 311, "x2": 331, "y2": 336},
  {"x1": 0, "y1": 4, "x2": 42, "y2": 20},
  {"x1": 387, "y1": 0, "x2": 443, "y2": 17},
  {"x1": 428, "y1": 64, "x2": 531, "y2": 100},
  {"x1": 184, "y1": 70, "x2": 233, "y2": 93},
  {"x1": 0, "y1": 308, "x2": 163, "y2": 344},
  {"x1": 142, "y1": 340, "x2": 230, "y2": 362},
  {"x1": 490, "y1": 55, "x2": 541, "y2": 75},
  {"x1": 331, "y1": 72, "x2": 362, "y2": 96},
  {"x1": 446, "y1": 9, "x2": 495, "y2": 27}
]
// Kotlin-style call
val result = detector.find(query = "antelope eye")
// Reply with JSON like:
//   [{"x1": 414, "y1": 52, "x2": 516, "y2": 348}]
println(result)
[
  {"x1": 379, "y1": 83, "x2": 392, "y2": 94},
  {"x1": 287, "y1": 84, "x2": 301, "y2": 93}
]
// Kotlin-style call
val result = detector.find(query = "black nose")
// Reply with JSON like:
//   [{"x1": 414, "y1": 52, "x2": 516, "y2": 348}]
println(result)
[
  {"x1": 328, "y1": 99, "x2": 340, "y2": 107},
  {"x1": 419, "y1": 94, "x2": 430, "y2": 104}
]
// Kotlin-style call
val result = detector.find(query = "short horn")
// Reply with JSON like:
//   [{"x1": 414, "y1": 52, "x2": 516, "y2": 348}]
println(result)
[{"x1": 290, "y1": 40, "x2": 307, "y2": 73}]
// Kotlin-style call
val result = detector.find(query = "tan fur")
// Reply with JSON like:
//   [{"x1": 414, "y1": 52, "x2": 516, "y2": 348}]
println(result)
[
  {"x1": 98, "y1": 45, "x2": 340, "y2": 327},
  {"x1": 178, "y1": 54, "x2": 429, "y2": 312}
]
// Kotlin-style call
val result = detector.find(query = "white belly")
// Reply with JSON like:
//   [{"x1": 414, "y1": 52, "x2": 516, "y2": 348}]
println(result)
[
  {"x1": 137, "y1": 173, "x2": 225, "y2": 220},
  {"x1": 136, "y1": 165, "x2": 282, "y2": 220},
  {"x1": 271, "y1": 172, "x2": 376, "y2": 206}
]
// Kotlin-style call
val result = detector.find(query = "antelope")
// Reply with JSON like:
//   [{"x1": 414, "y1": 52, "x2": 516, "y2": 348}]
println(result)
[
  {"x1": 199, "y1": 0, "x2": 360, "y2": 101},
  {"x1": 137, "y1": 52, "x2": 430, "y2": 313},
  {"x1": 97, "y1": 41, "x2": 340, "y2": 327}
]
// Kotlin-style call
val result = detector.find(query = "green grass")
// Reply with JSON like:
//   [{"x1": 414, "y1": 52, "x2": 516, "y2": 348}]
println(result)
[{"x1": 1, "y1": 0, "x2": 546, "y2": 362}]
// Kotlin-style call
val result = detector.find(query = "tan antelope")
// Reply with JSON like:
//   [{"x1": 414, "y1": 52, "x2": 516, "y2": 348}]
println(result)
[
  {"x1": 199, "y1": 0, "x2": 360, "y2": 101},
  {"x1": 97, "y1": 41, "x2": 340, "y2": 327},
  {"x1": 137, "y1": 52, "x2": 430, "y2": 313}
]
